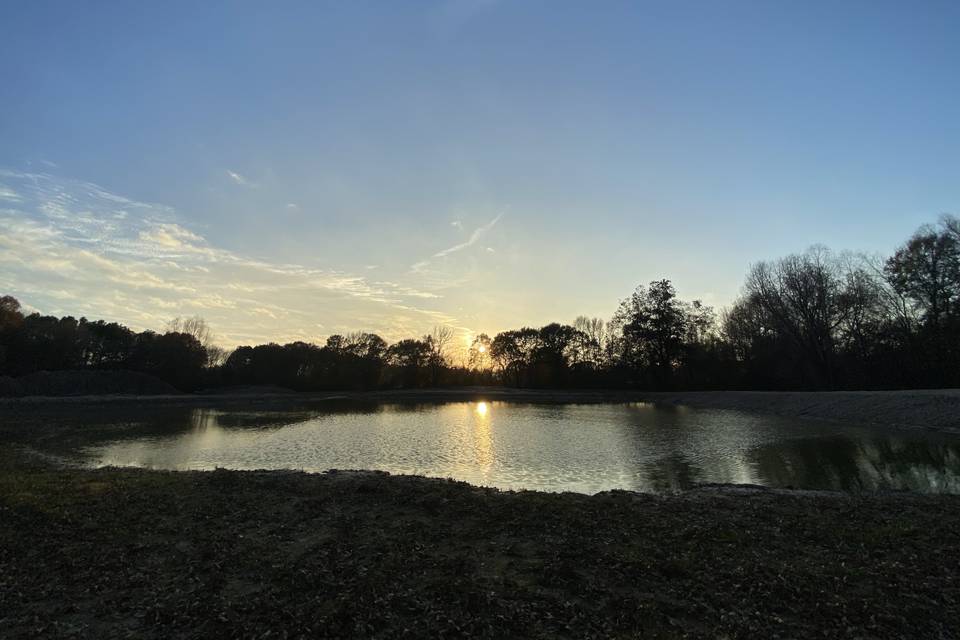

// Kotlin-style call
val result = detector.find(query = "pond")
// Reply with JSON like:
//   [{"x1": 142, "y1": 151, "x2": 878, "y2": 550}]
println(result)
[{"x1": 20, "y1": 401, "x2": 960, "y2": 494}]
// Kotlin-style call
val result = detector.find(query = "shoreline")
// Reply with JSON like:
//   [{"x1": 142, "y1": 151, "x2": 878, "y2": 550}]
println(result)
[
  {"x1": 2, "y1": 464, "x2": 959, "y2": 638},
  {"x1": 4, "y1": 387, "x2": 960, "y2": 431},
  {"x1": 4, "y1": 395, "x2": 960, "y2": 637}
]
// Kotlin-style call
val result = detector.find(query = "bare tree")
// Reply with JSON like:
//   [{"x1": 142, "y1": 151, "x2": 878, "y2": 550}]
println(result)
[
  {"x1": 424, "y1": 326, "x2": 455, "y2": 385},
  {"x1": 862, "y1": 251, "x2": 920, "y2": 338},
  {"x1": 573, "y1": 315, "x2": 607, "y2": 365},
  {"x1": 744, "y1": 246, "x2": 857, "y2": 388},
  {"x1": 941, "y1": 213, "x2": 960, "y2": 241},
  {"x1": 683, "y1": 301, "x2": 716, "y2": 345},
  {"x1": 428, "y1": 326, "x2": 454, "y2": 363},
  {"x1": 166, "y1": 316, "x2": 213, "y2": 344},
  {"x1": 467, "y1": 333, "x2": 493, "y2": 370},
  {"x1": 206, "y1": 346, "x2": 232, "y2": 368},
  {"x1": 166, "y1": 316, "x2": 223, "y2": 368}
]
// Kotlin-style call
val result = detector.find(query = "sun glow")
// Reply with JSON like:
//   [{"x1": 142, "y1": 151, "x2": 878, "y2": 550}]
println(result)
[
  {"x1": 471, "y1": 401, "x2": 493, "y2": 469},
  {"x1": 477, "y1": 345, "x2": 486, "y2": 353}
]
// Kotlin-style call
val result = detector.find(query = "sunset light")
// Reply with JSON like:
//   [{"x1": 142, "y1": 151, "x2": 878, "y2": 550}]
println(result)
[{"x1": 3, "y1": 2, "x2": 959, "y2": 637}]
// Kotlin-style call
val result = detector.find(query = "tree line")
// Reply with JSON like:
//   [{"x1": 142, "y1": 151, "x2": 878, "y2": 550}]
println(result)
[{"x1": 1, "y1": 216, "x2": 957, "y2": 393}]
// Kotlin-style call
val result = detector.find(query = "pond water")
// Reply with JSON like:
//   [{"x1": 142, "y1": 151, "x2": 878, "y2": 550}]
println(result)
[{"x1": 31, "y1": 401, "x2": 960, "y2": 494}]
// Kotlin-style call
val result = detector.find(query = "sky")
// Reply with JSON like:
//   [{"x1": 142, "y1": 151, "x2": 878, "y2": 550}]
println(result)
[{"x1": 1, "y1": 1, "x2": 958, "y2": 350}]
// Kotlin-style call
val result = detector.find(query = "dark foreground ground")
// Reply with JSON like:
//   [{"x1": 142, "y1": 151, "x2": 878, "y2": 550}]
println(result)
[{"x1": 2, "y1": 461, "x2": 959, "y2": 639}]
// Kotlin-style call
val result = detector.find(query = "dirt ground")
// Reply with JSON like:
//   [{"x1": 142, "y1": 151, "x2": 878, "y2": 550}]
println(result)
[
  {"x1": 2, "y1": 462, "x2": 959, "y2": 639},
  {"x1": 3, "y1": 389, "x2": 959, "y2": 637}
]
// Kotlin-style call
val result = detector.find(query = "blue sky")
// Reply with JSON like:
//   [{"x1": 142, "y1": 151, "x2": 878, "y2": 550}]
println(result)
[{"x1": 1, "y1": 1, "x2": 958, "y2": 349}]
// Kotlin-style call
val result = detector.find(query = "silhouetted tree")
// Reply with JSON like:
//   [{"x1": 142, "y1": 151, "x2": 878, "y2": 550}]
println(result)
[
  {"x1": 131, "y1": 331, "x2": 207, "y2": 391},
  {"x1": 0, "y1": 296, "x2": 23, "y2": 330},
  {"x1": 530, "y1": 323, "x2": 587, "y2": 387},
  {"x1": 340, "y1": 332, "x2": 388, "y2": 388},
  {"x1": 885, "y1": 224, "x2": 960, "y2": 330},
  {"x1": 425, "y1": 326, "x2": 454, "y2": 386},
  {"x1": 2, "y1": 314, "x2": 83, "y2": 374},
  {"x1": 80, "y1": 319, "x2": 136, "y2": 368},
  {"x1": 0, "y1": 296, "x2": 24, "y2": 372},
  {"x1": 884, "y1": 217, "x2": 960, "y2": 384},
  {"x1": 4, "y1": 214, "x2": 960, "y2": 395},
  {"x1": 612, "y1": 280, "x2": 689, "y2": 388},
  {"x1": 490, "y1": 328, "x2": 538, "y2": 387},
  {"x1": 573, "y1": 315, "x2": 606, "y2": 366},
  {"x1": 741, "y1": 248, "x2": 857, "y2": 388},
  {"x1": 386, "y1": 338, "x2": 432, "y2": 388},
  {"x1": 468, "y1": 333, "x2": 493, "y2": 371},
  {"x1": 166, "y1": 315, "x2": 228, "y2": 368},
  {"x1": 166, "y1": 316, "x2": 213, "y2": 348},
  {"x1": 312, "y1": 333, "x2": 387, "y2": 389}
]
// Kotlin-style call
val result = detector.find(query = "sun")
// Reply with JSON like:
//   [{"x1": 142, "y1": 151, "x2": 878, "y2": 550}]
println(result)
[{"x1": 477, "y1": 345, "x2": 486, "y2": 353}]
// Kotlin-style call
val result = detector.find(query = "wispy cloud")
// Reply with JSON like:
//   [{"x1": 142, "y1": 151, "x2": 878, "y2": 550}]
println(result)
[
  {"x1": 0, "y1": 185, "x2": 21, "y2": 202},
  {"x1": 412, "y1": 213, "x2": 503, "y2": 273},
  {"x1": 138, "y1": 223, "x2": 206, "y2": 251},
  {"x1": 226, "y1": 170, "x2": 253, "y2": 187},
  {"x1": 436, "y1": 213, "x2": 503, "y2": 258},
  {"x1": 0, "y1": 169, "x2": 460, "y2": 347}
]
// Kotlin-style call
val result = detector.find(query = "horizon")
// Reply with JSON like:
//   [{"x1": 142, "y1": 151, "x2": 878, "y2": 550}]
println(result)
[
  {"x1": 4, "y1": 5, "x2": 960, "y2": 635},
  {"x1": 2, "y1": 1, "x2": 958, "y2": 349}
]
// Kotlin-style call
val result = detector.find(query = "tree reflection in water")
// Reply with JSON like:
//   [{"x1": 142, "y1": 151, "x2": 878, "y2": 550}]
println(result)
[{"x1": 18, "y1": 402, "x2": 960, "y2": 494}]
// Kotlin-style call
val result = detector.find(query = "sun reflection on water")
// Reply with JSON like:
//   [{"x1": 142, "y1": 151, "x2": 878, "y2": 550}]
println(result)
[
  {"x1": 472, "y1": 402, "x2": 493, "y2": 469},
  {"x1": 77, "y1": 402, "x2": 960, "y2": 494}
]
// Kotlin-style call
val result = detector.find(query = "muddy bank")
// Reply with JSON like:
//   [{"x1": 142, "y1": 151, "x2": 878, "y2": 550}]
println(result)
[
  {"x1": 1, "y1": 464, "x2": 959, "y2": 639},
  {"x1": 3, "y1": 387, "x2": 960, "y2": 431}
]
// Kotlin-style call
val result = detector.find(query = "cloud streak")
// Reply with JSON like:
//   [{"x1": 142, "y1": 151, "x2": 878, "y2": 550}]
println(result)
[
  {"x1": 0, "y1": 169, "x2": 460, "y2": 347},
  {"x1": 411, "y1": 213, "x2": 503, "y2": 273},
  {"x1": 226, "y1": 170, "x2": 253, "y2": 187}
]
